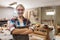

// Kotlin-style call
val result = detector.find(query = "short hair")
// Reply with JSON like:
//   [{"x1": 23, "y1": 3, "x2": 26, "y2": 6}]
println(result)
[{"x1": 16, "y1": 4, "x2": 25, "y2": 10}]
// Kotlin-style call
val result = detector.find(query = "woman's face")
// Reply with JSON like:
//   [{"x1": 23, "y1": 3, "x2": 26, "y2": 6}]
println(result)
[{"x1": 16, "y1": 6, "x2": 24, "y2": 17}]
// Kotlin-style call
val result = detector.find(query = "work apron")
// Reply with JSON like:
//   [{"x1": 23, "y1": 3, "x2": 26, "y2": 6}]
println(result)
[{"x1": 12, "y1": 27, "x2": 29, "y2": 40}]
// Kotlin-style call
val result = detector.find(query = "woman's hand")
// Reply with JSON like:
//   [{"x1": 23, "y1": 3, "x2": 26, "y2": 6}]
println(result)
[
  {"x1": 12, "y1": 28, "x2": 28, "y2": 34},
  {"x1": 20, "y1": 29, "x2": 33, "y2": 35}
]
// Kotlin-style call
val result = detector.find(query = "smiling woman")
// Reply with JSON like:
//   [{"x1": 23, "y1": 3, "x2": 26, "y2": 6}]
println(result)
[{"x1": 8, "y1": 4, "x2": 34, "y2": 40}]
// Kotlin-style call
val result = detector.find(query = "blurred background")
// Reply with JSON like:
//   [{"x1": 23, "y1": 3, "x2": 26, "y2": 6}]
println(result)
[{"x1": 0, "y1": 0, "x2": 60, "y2": 40}]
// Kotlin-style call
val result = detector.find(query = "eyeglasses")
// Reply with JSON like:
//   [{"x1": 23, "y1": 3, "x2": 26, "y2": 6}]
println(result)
[{"x1": 17, "y1": 9, "x2": 24, "y2": 11}]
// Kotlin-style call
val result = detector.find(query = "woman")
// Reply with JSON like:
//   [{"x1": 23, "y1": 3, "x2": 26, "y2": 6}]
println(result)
[{"x1": 8, "y1": 4, "x2": 34, "y2": 40}]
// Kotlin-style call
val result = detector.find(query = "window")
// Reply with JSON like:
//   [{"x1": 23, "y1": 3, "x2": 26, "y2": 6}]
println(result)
[{"x1": 46, "y1": 11, "x2": 55, "y2": 15}]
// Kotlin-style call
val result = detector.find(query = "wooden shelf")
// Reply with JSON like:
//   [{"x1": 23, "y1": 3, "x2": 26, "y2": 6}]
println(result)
[{"x1": 33, "y1": 27, "x2": 53, "y2": 40}]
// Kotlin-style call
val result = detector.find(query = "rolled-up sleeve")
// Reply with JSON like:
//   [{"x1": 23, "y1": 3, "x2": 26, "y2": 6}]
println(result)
[
  {"x1": 29, "y1": 24, "x2": 36, "y2": 31},
  {"x1": 8, "y1": 20, "x2": 15, "y2": 32}
]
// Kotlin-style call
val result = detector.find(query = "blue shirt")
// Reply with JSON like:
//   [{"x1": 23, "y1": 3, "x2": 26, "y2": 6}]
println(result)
[{"x1": 10, "y1": 17, "x2": 30, "y2": 28}]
